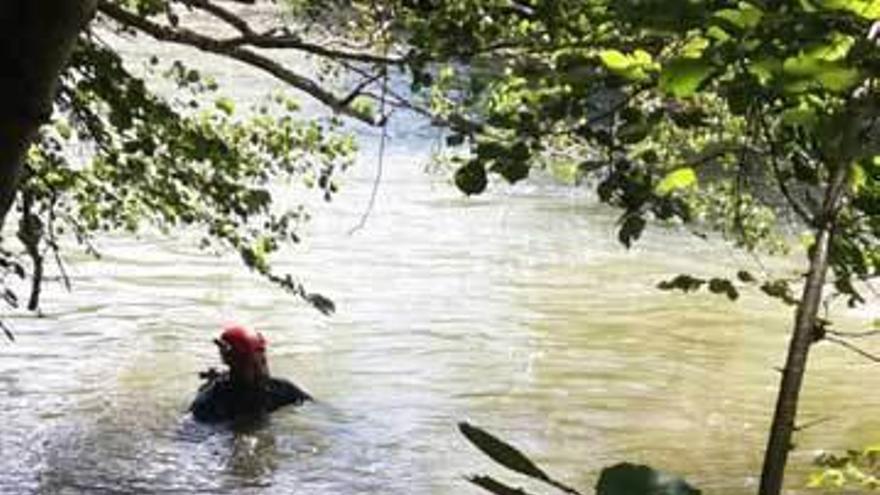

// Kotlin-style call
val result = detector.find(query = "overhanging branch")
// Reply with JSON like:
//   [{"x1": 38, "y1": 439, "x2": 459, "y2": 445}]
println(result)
[
  {"x1": 220, "y1": 34, "x2": 405, "y2": 65},
  {"x1": 96, "y1": 0, "x2": 380, "y2": 125},
  {"x1": 177, "y1": 0, "x2": 253, "y2": 36}
]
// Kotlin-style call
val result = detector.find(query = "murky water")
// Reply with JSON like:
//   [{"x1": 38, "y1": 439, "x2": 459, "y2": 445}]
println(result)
[{"x1": 1, "y1": 12, "x2": 878, "y2": 495}]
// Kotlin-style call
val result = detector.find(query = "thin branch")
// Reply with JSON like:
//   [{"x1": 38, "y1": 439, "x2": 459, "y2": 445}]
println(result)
[
  {"x1": 178, "y1": 0, "x2": 254, "y2": 36},
  {"x1": 757, "y1": 114, "x2": 815, "y2": 225},
  {"x1": 339, "y1": 71, "x2": 384, "y2": 108},
  {"x1": 824, "y1": 335, "x2": 880, "y2": 363},
  {"x1": 96, "y1": 0, "x2": 379, "y2": 125},
  {"x1": 220, "y1": 34, "x2": 405, "y2": 65},
  {"x1": 0, "y1": 320, "x2": 14, "y2": 342},
  {"x1": 348, "y1": 4, "x2": 390, "y2": 235},
  {"x1": 826, "y1": 329, "x2": 880, "y2": 339},
  {"x1": 794, "y1": 416, "x2": 834, "y2": 432}
]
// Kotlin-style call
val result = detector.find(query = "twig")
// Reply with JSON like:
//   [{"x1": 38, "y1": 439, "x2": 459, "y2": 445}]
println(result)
[
  {"x1": 348, "y1": 7, "x2": 390, "y2": 235},
  {"x1": 0, "y1": 320, "x2": 14, "y2": 342},
  {"x1": 219, "y1": 34, "x2": 404, "y2": 65},
  {"x1": 824, "y1": 335, "x2": 880, "y2": 363},
  {"x1": 757, "y1": 113, "x2": 815, "y2": 225},
  {"x1": 794, "y1": 416, "x2": 834, "y2": 432},
  {"x1": 826, "y1": 329, "x2": 880, "y2": 339},
  {"x1": 179, "y1": 0, "x2": 255, "y2": 36}
]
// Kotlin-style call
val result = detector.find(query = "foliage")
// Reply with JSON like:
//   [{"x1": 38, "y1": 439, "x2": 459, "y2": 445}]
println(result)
[
  {"x1": 810, "y1": 446, "x2": 880, "y2": 490},
  {"x1": 459, "y1": 422, "x2": 700, "y2": 495},
  {"x1": 17, "y1": 37, "x2": 356, "y2": 312},
  {"x1": 381, "y1": 0, "x2": 880, "y2": 303},
  {"x1": 0, "y1": 0, "x2": 414, "y2": 316}
]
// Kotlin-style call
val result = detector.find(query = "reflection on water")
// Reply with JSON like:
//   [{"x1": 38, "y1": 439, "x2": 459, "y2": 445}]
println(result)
[{"x1": 2, "y1": 20, "x2": 878, "y2": 494}]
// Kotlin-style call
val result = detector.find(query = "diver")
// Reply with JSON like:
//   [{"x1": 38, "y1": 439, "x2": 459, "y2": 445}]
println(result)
[{"x1": 190, "y1": 324, "x2": 312, "y2": 423}]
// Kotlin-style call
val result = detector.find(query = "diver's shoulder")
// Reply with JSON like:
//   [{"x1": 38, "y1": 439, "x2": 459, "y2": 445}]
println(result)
[{"x1": 267, "y1": 376, "x2": 313, "y2": 408}]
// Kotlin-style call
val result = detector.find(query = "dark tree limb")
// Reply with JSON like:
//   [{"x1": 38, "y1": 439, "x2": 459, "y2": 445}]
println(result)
[
  {"x1": 0, "y1": 0, "x2": 97, "y2": 228},
  {"x1": 96, "y1": 0, "x2": 390, "y2": 125},
  {"x1": 178, "y1": 0, "x2": 255, "y2": 36},
  {"x1": 219, "y1": 34, "x2": 405, "y2": 65}
]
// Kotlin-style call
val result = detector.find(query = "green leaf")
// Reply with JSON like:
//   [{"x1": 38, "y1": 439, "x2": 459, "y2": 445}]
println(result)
[
  {"x1": 455, "y1": 160, "x2": 488, "y2": 196},
  {"x1": 655, "y1": 168, "x2": 697, "y2": 195},
  {"x1": 807, "y1": 33, "x2": 855, "y2": 62},
  {"x1": 660, "y1": 58, "x2": 713, "y2": 97},
  {"x1": 850, "y1": 162, "x2": 867, "y2": 192},
  {"x1": 491, "y1": 159, "x2": 530, "y2": 184},
  {"x1": 712, "y1": 2, "x2": 764, "y2": 31},
  {"x1": 618, "y1": 214, "x2": 646, "y2": 248},
  {"x1": 781, "y1": 104, "x2": 819, "y2": 129},
  {"x1": 596, "y1": 463, "x2": 701, "y2": 495},
  {"x1": 467, "y1": 476, "x2": 535, "y2": 495},
  {"x1": 782, "y1": 55, "x2": 861, "y2": 93},
  {"x1": 760, "y1": 280, "x2": 799, "y2": 306},
  {"x1": 680, "y1": 37, "x2": 710, "y2": 58},
  {"x1": 748, "y1": 57, "x2": 782, "y2": 86},
  {"x1": 599, "y1": 50, "x2": 631, "y2": 71},
  {"x1": 458, "y1": 422, "x2": 551, "y2": 482},
  {"x1": 708, "y1": 278, "x2": 740, "y2": 301},
  {"x1": 214, "y1": 97, "x2": 235, "y2": 115},
  {"x1": 657, "y1": 274, "x2": 706, "y2": 293},
  {"x1": 815, "y1": 0, "x2": 880, "y2": 19},
  {"x1": 598, "y1": 49, "x2": 657, "y2": 81}
]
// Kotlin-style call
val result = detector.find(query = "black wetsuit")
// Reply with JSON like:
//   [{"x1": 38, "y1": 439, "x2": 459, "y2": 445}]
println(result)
[{"x1": 190, "y1": 370, "x2": 312, "y2": 423}]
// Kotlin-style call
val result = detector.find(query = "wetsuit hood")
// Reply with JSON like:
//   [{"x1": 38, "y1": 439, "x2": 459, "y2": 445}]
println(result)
[
  {"x1": 218, "y1": 325, "x2": 266, "y2": 356},
  {"x1": 216, "y1": 324, "x2": 269, "y2": 384}
]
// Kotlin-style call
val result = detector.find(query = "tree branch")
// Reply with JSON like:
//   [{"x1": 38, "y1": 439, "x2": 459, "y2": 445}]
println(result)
[
  {"x1": 825, "y1": 335, "x2": 880, "y2": 363},
  {"x1": 177, "y1": 0, "x2": 254, "y2": 36},
  {"x1": 757, "y1": 114, "x2": 816, "y2": 225},
  {"x1": 220, "y1": 34, "x2": 405, "y2": 65},
  {"x1": 96, "y1": 0, "x2": 379, "y2": 125}
]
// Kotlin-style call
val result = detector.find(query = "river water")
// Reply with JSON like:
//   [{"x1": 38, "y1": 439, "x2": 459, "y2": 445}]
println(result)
[{"x1": 1, "y1": 12, "x2": 879, "y2": 495}]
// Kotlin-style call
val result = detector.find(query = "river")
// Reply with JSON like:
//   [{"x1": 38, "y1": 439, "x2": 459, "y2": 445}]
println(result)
[{"x1": 0, "y1": 10, "x2": 878, "y2": 495}]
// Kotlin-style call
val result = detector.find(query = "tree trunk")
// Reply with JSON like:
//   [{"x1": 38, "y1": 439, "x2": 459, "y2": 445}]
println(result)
[
  {"x1": 0, "y1": 0, "x2": 96, "y2": 228},
  {"x1": 758, "y1": 162, "x2": 851, "y2": 495}
]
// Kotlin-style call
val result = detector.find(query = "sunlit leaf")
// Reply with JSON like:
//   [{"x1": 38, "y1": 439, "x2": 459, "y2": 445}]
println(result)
[
  {"x1": 660, "y1": 58, "x2": 713, "y2": 97},
  {"x1": 783, "y1": 55, "x2": 862, "y2": 93},
  {"x1": 655, "y1": 168, "x2": 697, "y2": 195},
  {"x1": 598, "y1": 49, "x2": 657, "y2": 81},
  {"x1": 712, "y1": 2, "x2": 764, "y2": 31},
  {"x1": 748, "y1": 57, "x2": 781, "y2": 86}
]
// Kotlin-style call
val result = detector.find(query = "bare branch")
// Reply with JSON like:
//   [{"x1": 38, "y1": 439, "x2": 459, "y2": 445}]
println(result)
[
  {"x1": 826, "y1": 329, "x2": 880, "y2": 339},
  {"x1": 96, "y1": 0, "x2": 379, "y2": 125},
  {"x1": 794, "y1": 416, "x2": 834, "y2": 432},
  {"x1": 757, "y1": 114, "x2": 816, "y2": 225},
  {"x1": 177, "y1": 0, "x2": 254, "y2": 36},
  {"x1": 824, "y1": 335, "x2": 880, "y2": 363},
  {"x1": 220, "y1": 34, "x2": 405, "y2": 65}
]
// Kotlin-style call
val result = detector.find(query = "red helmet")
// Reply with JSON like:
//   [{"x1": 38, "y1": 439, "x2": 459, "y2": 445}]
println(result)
[{"x1": 219, "y1": 324, "x2": 266, "y2": 357}]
